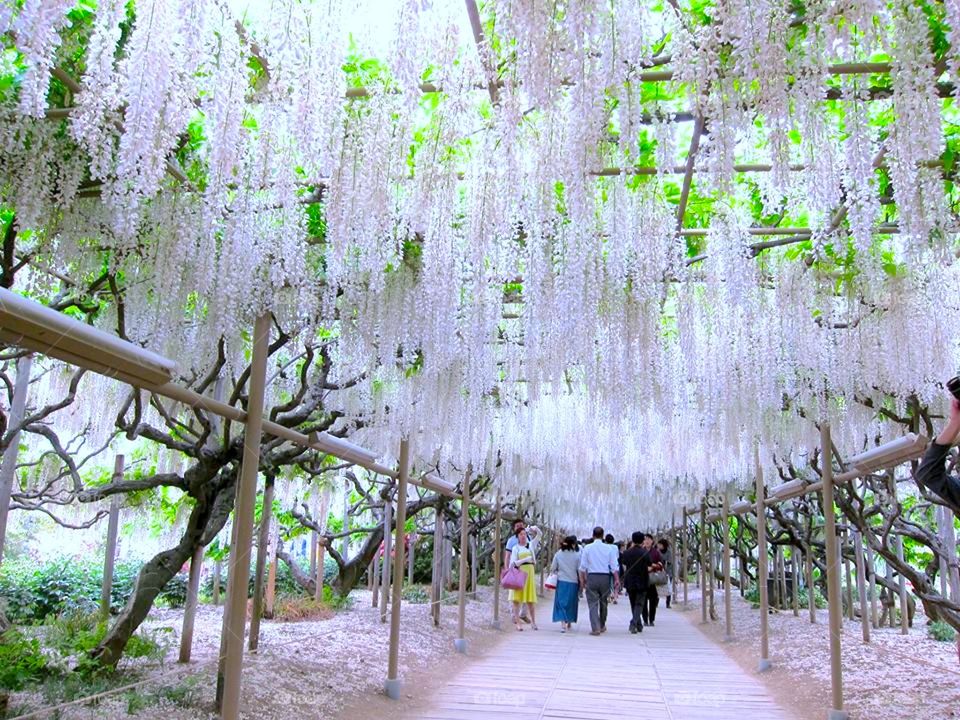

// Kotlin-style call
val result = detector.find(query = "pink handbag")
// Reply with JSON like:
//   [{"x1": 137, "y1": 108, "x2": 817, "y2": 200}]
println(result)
[{"x1": 500, "y1": 566, "x2": 527, "y2": 590}]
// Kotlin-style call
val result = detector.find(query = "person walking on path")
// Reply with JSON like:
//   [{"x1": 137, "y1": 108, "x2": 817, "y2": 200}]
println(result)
[
  {"x1": 620, "y1": 531, "x2": 654, "y2": 633},
  {"x1": 640, "y1": 534, "x2": 664, "y2": 627},
  {"x1": 504, "y1": 518, "x2": 531, "y2": 622},
  {"x1": 916, "y1": 395, "x2": 960, "y2": 514},
  {"x1": 549, "y1": 535, "x2": 581, "y2": 632},
  {"x1": 657, "y1": 538, "x2": 674, "y2": 609},
  {"x1": 509, "y1": 528, "x2": 538, "y2": 631},
  {"x1": 578, "y1": 526, "x2": 620, "y2": 635}
]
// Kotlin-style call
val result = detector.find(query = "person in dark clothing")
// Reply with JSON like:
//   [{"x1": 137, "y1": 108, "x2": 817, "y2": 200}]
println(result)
[
  {"x1": 621, "y1": 531, "x2": 661, "y2": 633},
  {"x1": 916, "y1": 396, "x2": 960, "y2": 515},
  {"x1": 641, "y1": 534, "x2": 664, "y2": 627}
]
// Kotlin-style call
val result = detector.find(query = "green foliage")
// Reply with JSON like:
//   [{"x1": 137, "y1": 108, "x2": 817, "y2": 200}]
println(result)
[
  {"x1": 322, "y1": 584, "x2": 353, "y2": 610},
  {"x1": 42, "y1": 609, "x2": 171, "y2": 676},
  {"x1": 401, "y1": 584, "x2": 430, "y2": 604},
  {"x1": 0, "y1": 558, "x2": 139, "y2": 624},
  {"x1": 927, "y1": 620, "x2": 957, "y2": 643},
  {"x1": 0, "y1": 629, "x2": 49, "y2": 692}
]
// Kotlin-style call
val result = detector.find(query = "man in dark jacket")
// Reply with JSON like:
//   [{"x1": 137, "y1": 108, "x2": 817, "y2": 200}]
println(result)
[
  {"x1": 621, "y1": 531, "x2": 661, "y2": 633},
  {"x1": 916, "y1": 397, "x2": 960, "y2": 515}
]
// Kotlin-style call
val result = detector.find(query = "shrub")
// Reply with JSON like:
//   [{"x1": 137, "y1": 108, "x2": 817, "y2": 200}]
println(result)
[
  {"x1": 928, "y1": 620, "x2": 957, "y2": 642},
  {"x1": 401, "y1": 584, "x2": 430, "y2": 604},
  {"x1": 43, "y1": 609, "x2": 171, "y2": 674},
  {"x1": 0, "y1": 559, "x2": 141, "y2": 624},
  {"x1": 0, "y1": 629, "x2": 49, "y2": 691}
]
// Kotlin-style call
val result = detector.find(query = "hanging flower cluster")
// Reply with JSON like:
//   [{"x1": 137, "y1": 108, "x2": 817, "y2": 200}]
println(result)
[{"x1": 2, "y1": 0, "x2": 959, "y2": 528}]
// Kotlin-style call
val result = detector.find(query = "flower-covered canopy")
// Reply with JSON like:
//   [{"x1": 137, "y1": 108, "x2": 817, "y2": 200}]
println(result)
[{"x1": 2, "y1": 0, "x2": 959, "y2": 530}]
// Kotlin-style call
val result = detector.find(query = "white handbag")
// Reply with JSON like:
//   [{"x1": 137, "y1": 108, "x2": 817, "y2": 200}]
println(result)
[{"x1": 545, "y1": 572, "x2": 558, "y2": 590}]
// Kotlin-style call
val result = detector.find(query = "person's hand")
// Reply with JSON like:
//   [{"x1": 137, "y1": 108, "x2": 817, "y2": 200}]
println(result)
[{"x1": 950, "y1": 397, "x2": 960, "y2": 425}]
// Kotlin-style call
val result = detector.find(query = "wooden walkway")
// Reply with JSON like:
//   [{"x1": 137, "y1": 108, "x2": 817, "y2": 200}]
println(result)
[{"x1": 407, "y1": 596, "x2": 793, "y2": 720}]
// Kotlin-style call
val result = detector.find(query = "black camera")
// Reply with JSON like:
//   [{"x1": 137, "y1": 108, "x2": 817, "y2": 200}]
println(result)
[{"x1": 948, "y1": 376, "x2": 960, "y2": 401}]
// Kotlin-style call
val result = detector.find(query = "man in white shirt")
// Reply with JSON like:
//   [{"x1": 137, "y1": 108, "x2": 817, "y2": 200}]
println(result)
[{"x1": 578, "y1": 526, "x2": 621, "y2": 635}]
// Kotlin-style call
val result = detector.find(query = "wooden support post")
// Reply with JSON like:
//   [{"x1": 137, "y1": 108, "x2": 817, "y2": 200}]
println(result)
[
  {"x1": 700, "y1": 499, "x2": 708, "y2": 624},
  {"x1": 707, "y1": 522, "x2": 716, "y2": 618},
  {"x1": 792, "y1": 550, "x2": 800, "y2": 617},
  {"x1": 218, "y1": 312, "x2": 270, "y2": 720},
  {"x1": 773, "y1": 545, "x2": 782, "y2": 609},
  {"x1": 0, "y1": 354, "x2": 32, "y2": 566},
  {"x1": 455, "y1": 469, "x2": 471, "y2": 653},
  {"x1": 212, "y1": 560, "x2": 222, "y2": 606},
  {"x1": 682, "y1": 508, "x2": 689, "y2": 607},
  {"x1": 755, "y1": 443, "x2": 771, "y2": 672},
  {"x1": 866, "y1": 543, "x2": 878, "y2": 629},
  {"x1": 385, "y1": 438, "x2": 410, "y2": 699},
  {"x1": 179, "y1": 544, "x2": 204, "y2": 663},
  {"x1": 249, "y1": 476, "x2": 275, "y2": 652},
  {"x1": 821, "y1": 421, "x2": 849, "y2": 720},
  {"x1": 100, "y1": 455, "x2": 124, "y2": 619},
  {"x1": 371, "y1": 556, "x2": 380, "y2": 607},
  {"x1": 265, "y1": 534, "x2": 277, "y2": 619},
  {"x1": 469, "y1": 535, "x2": 478, "y2": 600},
  {"x1": 896, "y1": 534, "x2": 909, "y2": 635},
  {"x1": 807, "y1": 547, "x2": 816, "y2": 624},
  {"x1": 843, "y1": 531, "x2": 855, "y2": 621},
  {"x1": 431, "y1": 507, "x2": 442, "y2": 627},
  {"x1": 182, "y1": 376, "x2": 222, "y2": 662},
  {"x1": 341, "y1": 484, "x2": 350, "y2": 561},
  {"x1": 407, "y1": 530, "x2": 415, "y2": 585},
  {"x1": 722, "y1": 490, "x2": 733, "y2": 641},
  {"x1": 492, "y1": 495, "x2": 502, "y2": 629},
  {"x1": 886, "y1": 560, "x2": 896, "y2": 628},
  {"x1": 380, "y1": 498, "x2": 393, "y2": 622},
  {"x1": 853, "y1": 529, "x2": 870, "y2": 643},
  {"x1": 315, "y1": 542, "x2": 325, "y2": 603}
]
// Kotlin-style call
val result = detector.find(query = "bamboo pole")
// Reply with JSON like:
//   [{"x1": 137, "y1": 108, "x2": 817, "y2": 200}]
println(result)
[
  {"x1": 821, "y1": 421, "x2": 849, "y2": 720},
  {"x1": 219, "y1": 312, "x2": 270, "y2": 720},
  {"x1": 807, "y1": 546, "x2": 816, "y2": 624},
  {"x1": 385, "y1": 437, "x2": 410, "y2": 699},
  {"x1": 249, "y1": 476, "x2": 275, "y2": 651},
  {"x1": 722, "y1": 490, "x2": 733, "y2": 641},
  {"x1": 492, "y1": 494, "x2": 502, "y2": 629},
  {"x1": 0, "y1": 354, "x2": 32, "y2": 566},
  {"x1": 853, "y1": 529, "x2": 870, "y2": 643},
  {"x1": 99, "y1": 455, "x2": 124, "y2": 619},
  {"x1": 756, "y1": 443, "x2": 771, "y2": 672},
  {"x1": 455, "y1": 469, "x2": 471, "y2": 653}
]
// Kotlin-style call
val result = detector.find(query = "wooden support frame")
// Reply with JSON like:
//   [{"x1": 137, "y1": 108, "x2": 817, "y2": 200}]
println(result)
[
  {"x1": 821, "y1": 422, "x2": 849, "y2": 720},
  {"x1": 492, "y1": 494, "x2": 502, "y2": 629},
  {"x1": 99, "y1": 456, "x2": 124, "y2": 619},
  {"x1": 722, "y1": 490, "x2": 733, "y2": 641},
  {"x1": 755, "y1": 443, "x2": 772, "y2": 672},
  {"x1": 455, "y1": 470, "x2": 472, "y2": 654},
  {"x1": 0, "y1": 353, "x2": 32, "y2": 566},
  {"x1": 385, "y1": 437, "x2": 410, "y2": 699},
  {"x1": 218, "y1": 312, "x2": 270, "y2": 720}
]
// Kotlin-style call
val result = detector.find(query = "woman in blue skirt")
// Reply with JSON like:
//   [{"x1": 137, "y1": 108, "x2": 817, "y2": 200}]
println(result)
[{"x1": 549, "y1": 535, "x2": 581, "y2": 632}]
